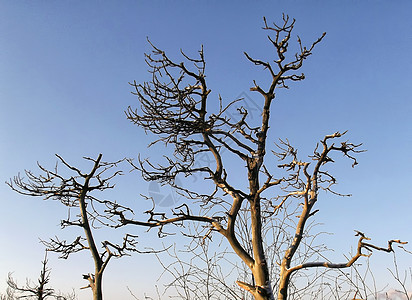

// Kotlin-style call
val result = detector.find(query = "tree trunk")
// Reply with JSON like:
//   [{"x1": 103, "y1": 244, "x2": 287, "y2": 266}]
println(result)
[
  {"x1": 92, "y1": 272, "x2": 103, "y2": 300},
  {"x1": 252, "y1": 271, "x2": 275, "y2": 300},
  {"x1": 277, "y1": 269, "x2": 290, "y2": 300}
]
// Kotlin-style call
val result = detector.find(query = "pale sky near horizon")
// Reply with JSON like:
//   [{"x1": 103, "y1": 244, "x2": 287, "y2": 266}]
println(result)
[{"x1": 1, "y1": 1, "x2": 411, "y2": 299}]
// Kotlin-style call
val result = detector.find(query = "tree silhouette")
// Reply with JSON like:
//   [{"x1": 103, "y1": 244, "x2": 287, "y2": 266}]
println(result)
[
  {"x1": 5, "y1": 251, "x2": 75, "y2": 300},
  {"x1": 108, "y1": 15, "x2": 407, "y2": 300},
  {"x1": 8, "y1": 154, "x2": 138, "y2": 300}
]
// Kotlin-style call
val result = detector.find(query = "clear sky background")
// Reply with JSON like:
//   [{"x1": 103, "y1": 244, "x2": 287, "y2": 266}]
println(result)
[{"x1": 1, "y1": 1, "x2": 411, "y2": 299}]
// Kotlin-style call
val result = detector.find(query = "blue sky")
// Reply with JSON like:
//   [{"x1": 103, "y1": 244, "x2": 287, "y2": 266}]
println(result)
[{"x1": 1, "y1": 1, "x2": 411, "y2": 299}]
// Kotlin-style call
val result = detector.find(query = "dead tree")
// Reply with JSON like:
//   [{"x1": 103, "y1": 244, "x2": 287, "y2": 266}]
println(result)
[
  {"x1": 6, "y1": 251, "x2": 54, "y2": 300},
  {"x1": 109, "y1": 15, "x2": 407, "y2": 300},
  {"x1": 8, "y1": 154, "x2": 138, "y2": 300},
  {"x1": 5, "y1": 251, "x2": 75, "y2": 300}
]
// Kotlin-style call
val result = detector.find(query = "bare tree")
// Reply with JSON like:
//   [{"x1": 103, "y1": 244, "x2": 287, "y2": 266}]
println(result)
[
  {"x1": 4, "y1": 251, "x2": 76, "y2": 300},
  {"x1": 107, "y1": 15, "x2": 407, "y2": 300},
  {"x1": 7, "y1": 154, "x2": 138, "y2": 300}
]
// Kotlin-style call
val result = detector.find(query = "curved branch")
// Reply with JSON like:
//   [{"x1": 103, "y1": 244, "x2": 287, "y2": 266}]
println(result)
[{"x1": 287, "y1": 232, "x2": 408, "y2": 275}]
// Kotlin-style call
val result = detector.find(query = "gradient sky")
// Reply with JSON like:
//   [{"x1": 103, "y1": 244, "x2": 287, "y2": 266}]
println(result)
[{"x1": 1, "y1": 1, "x2": 411, "y2": 299}]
